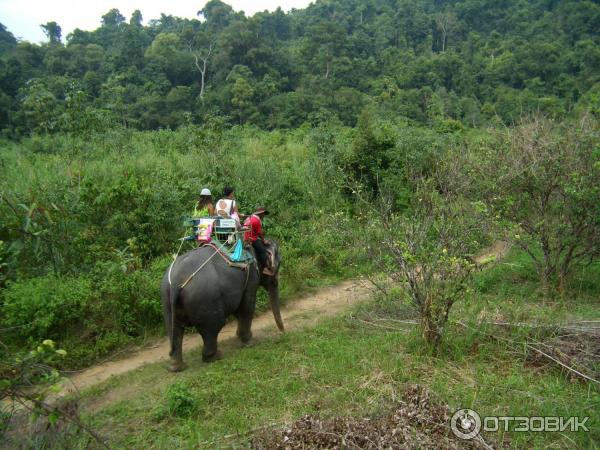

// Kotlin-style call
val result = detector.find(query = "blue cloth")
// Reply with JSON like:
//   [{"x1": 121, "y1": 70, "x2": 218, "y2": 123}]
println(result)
[{"x1": 231, "y1": 239, "x2": 244, "y2": 262}]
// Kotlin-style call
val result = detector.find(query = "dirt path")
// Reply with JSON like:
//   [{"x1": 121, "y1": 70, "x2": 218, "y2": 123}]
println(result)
[
  {"x1": 61, "y1": 240, "x2": 509, "y2": 396},
  {"x1": 61, "y1": 278, "x2": 374, "y2": 396}
]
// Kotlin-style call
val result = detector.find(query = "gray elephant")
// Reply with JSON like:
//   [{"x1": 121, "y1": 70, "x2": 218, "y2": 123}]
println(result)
[{"x1": 160, "y1": 241, "x2": 284, "y2": 372}]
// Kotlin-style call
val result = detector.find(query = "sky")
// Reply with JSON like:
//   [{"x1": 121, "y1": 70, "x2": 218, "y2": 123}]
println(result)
[{"x1": 0, "y1": 0, "x2": 313, "y2": 43}]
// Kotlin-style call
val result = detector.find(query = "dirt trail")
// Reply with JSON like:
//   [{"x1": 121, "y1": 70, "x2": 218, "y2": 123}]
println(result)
[
  {"x1": 61, "y1": 279, "x2": 374, "y2": 396},
  {"x1": 61, "y1": 241, "x2": 509, "y2": 396}
]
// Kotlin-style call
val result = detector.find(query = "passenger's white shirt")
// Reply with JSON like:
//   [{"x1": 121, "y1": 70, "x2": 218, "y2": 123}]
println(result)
[{"x1": 216, "y1": 198, "x2": 236, "y2": 217}]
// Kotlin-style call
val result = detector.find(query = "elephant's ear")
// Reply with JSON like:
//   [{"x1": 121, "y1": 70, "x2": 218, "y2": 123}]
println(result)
[{"x1": 265, "y1": 240, "x2": 281, "y2": 272}]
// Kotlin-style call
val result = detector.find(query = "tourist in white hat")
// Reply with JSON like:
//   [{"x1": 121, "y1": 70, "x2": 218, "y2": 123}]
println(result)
[{"x1": 192, "y1": 187, "x2": 215, "y2": 217}]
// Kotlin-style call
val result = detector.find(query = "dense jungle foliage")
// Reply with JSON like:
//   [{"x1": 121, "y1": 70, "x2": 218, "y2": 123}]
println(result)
[{"x1": 0, "y1": 0, "x2": 599, "y2": 136}]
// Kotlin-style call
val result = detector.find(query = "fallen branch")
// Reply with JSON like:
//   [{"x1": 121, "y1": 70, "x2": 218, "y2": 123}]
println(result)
[
  {"x1": 384, "y1": 318, "x2": 420, "y2": 325},
  {"x1": 456, "y1": 320, "x2": 600, "y2": 385},
  {"x1": 526, "y1": 345, "x2": 600, "y2": 385},
  {"x1": 354, "y1": 317, "x2": 413, "y2": 331},
  {"x1": 198, "y1": 421, "x2": 281, "y2": 447},
  {"x1": 11, "y1": 391, "x2": 108, "y2": 448},
  {"x1": 479, "y1": 320, "x2": 600, "y2": 333}
]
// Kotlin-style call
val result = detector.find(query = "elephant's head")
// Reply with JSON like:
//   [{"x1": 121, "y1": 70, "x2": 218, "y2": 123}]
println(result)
[{"x1": 262, "y1": 240, "x2": 284, "y2": 332}]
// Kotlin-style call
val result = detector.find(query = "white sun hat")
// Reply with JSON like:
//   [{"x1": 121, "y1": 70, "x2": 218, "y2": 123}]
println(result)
[{"x1": 200, "y1": 188, "x2": 211, "y2": 196}]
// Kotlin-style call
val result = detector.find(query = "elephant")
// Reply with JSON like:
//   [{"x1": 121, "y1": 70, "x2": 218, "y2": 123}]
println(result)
[{"x1": 160, "y1": 241, "x2": 284, "y2": 372}]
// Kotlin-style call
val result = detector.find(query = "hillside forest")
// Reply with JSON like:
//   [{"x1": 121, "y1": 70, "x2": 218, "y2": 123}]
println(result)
[
  {"x1": 0, "y1": 0, "x2": 599, "y2": 448},
  {"x1": 0, "y1": 0, "x2": 599, "y2": 134}
]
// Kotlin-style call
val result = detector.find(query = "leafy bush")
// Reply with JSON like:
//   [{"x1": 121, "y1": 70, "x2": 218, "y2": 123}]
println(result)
[
  {"x1": 164, "y1": 381, "x2": 199, "y2": 418},
  {"x1": 475, "y1": 116, "x2": 600, "y2": 290},
  {"x1": 2, "y1": 275, "x2": 92, "y2": 343}
]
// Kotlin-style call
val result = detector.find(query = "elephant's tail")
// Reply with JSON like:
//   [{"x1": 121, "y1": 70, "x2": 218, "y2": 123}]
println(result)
[{"x1": 169, "y1": 285, "x2": 181, "y2": 346}]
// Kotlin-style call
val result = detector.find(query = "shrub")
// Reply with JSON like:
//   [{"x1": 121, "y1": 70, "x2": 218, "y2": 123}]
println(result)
[
  {"x1": 477, "y1": 116, "x2": 600, "y2": 290},
  {"x1": 357, "y1": 144, "x2": 494, "y2": 351},
  {"x1": 164, "y1": 381, "x2": 198, "y2": 417},
  {"x1": 2, "y1": 275, "x2": 93, "y2": 343}
]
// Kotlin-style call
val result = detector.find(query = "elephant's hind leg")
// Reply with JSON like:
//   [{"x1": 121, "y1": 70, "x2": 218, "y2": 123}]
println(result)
[{"x1": 168, "y1": 322, "x2": 187, "y2": 372}]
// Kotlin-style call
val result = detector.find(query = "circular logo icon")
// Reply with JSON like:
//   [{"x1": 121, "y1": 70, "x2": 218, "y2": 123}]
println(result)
[{"x1": 451, "y1": 409, "x2": 482, "y2": 440}]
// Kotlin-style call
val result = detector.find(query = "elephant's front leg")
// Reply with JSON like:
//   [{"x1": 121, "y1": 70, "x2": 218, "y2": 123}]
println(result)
[
  {"x1": 199, "y1": 328, "x2": 223, "y2": 362},
  {"x1": 168, "y1": 322, "x2": 187, "y2": 372},
  {"x1": 236, "y1": 292, "x2": 256, "y2": 344}
]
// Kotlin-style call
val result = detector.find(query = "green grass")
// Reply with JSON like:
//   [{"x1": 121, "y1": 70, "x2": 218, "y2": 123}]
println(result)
[
  {"x1": 463, "y1": 247, "x2": 600, "y2": 325},
  {"x1": 61, "y1": 272, "x2": 598, "y2": 449},
  {"x1": 68, "y1": 320, "x2": 598, "y2": 449}
]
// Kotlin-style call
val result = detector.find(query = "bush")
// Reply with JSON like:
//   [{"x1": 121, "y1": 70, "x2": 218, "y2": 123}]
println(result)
[
  {"x1": 2, "y1": 275, "x2": 92, "y2": 343},
  {"x1": 1, "y1": 256, "x2": 166, "y2": 366},
  {"x1": 357, "y1": 142, "x2": 494, "y2": 351},
  {"x1": 164, "y1": 381, "x2": 199, "y2": 417},
  {"x1": 476, "y1": 116, "x2": 600, "y2": 290}
]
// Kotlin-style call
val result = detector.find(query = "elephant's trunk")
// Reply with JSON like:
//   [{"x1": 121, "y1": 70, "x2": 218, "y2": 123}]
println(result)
[{"x1": 268, "y1": 284, "x2": 285, "y2": 332}]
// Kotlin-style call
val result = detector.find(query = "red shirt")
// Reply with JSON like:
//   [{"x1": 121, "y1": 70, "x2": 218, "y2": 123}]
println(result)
[{"x1": 244, "y1": 214, "x2": 262, "y2": 242}]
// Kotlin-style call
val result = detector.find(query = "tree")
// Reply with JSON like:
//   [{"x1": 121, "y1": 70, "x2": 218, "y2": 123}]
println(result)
[
  {"x1": 145, "y1": 33, "x2": 192, "y2": 85},
  {"x1": 301, "y1": 22, "x2": 348, "y2": 80},
  {"x1": 40, "y1": 22, "x2": 62, "y2": 44},
  {"x1": 101, "y1": 9, "x2": 125, "y2": 27},
  {"x1": 228, "y1": 65, "x2": 256, "y2": 124},
  {"x1": 0, "y1": 23, "x2": 17, "y2": 52},
  {"x1": 184, "y1": 32, "x2": 214, "y2": 100},
  {"x1": 198, "y1": 0, "x2": 237, "y2": 33},
  {"x1": 130, "y1": 10, "x2": 143, "y2": 27},
  {"x1": 479, "y1": 116, "x2": 600, "y2": 291},
  {"x1": 348, "y1": 108, "x2": 396, "y2": 195},
  {"x1": 434, "y1": 12, "x2": 457, "y2": 52},
  {"x1": 19, "y1": 79, "x2": 60, "y2": 134}
]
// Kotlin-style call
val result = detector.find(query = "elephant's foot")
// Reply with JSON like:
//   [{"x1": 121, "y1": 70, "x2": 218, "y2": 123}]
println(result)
[
  {"x1": 240, "y1": 339, "x2": 254, "y2": 348},
  {"x1": 237, "y1": 330, "x2": 253, "y2": 344},
  {"x1": 202, "y1": 349, "x2": 223, "y2": 363},
  {"x1": 167, "y1": 359, "x2": 187, "y2": 372}
]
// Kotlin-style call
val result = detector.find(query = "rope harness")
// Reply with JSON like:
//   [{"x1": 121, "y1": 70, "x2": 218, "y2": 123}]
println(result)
[
  {"x1": 169, "y1": 241, "x2": 255, "y2": 291},
  {"x1": 167, "y1": 236, "x2": 186, "y2": 285},
  {"x1": 179, "y1": 247, "x2": 220, "y2": 289}
]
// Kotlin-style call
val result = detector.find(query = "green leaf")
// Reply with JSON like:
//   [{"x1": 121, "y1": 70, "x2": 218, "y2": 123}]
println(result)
[{"x1": 48, "y1": 411, "x2": 59, "y2": 426}]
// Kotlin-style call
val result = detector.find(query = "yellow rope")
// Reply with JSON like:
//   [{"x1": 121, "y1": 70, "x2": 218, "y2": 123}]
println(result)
[
  {"x1": 167, "y1": 233, "x2": 188, "y2": 285},
  {"x1": 179, "y1": 248, "x2": 220, "y2": 289}
]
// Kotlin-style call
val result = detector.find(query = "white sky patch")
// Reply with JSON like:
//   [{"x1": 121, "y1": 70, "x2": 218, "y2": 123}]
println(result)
[{"x1": 0, "y1": 0, "x2": 313, "y2": 44}]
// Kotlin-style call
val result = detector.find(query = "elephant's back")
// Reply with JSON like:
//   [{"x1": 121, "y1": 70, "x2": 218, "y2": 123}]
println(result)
[
  {"x1": 169, "y1": 246, "x2": 219, "y2": 282},
  {"x1": 168, "y1": 245, "x2": 255, "y2": 289}
]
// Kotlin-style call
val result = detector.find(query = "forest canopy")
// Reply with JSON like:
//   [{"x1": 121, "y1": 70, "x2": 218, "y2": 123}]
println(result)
[{"x1": 0, "y1": 0, "x2": 599, "y2": 136}]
